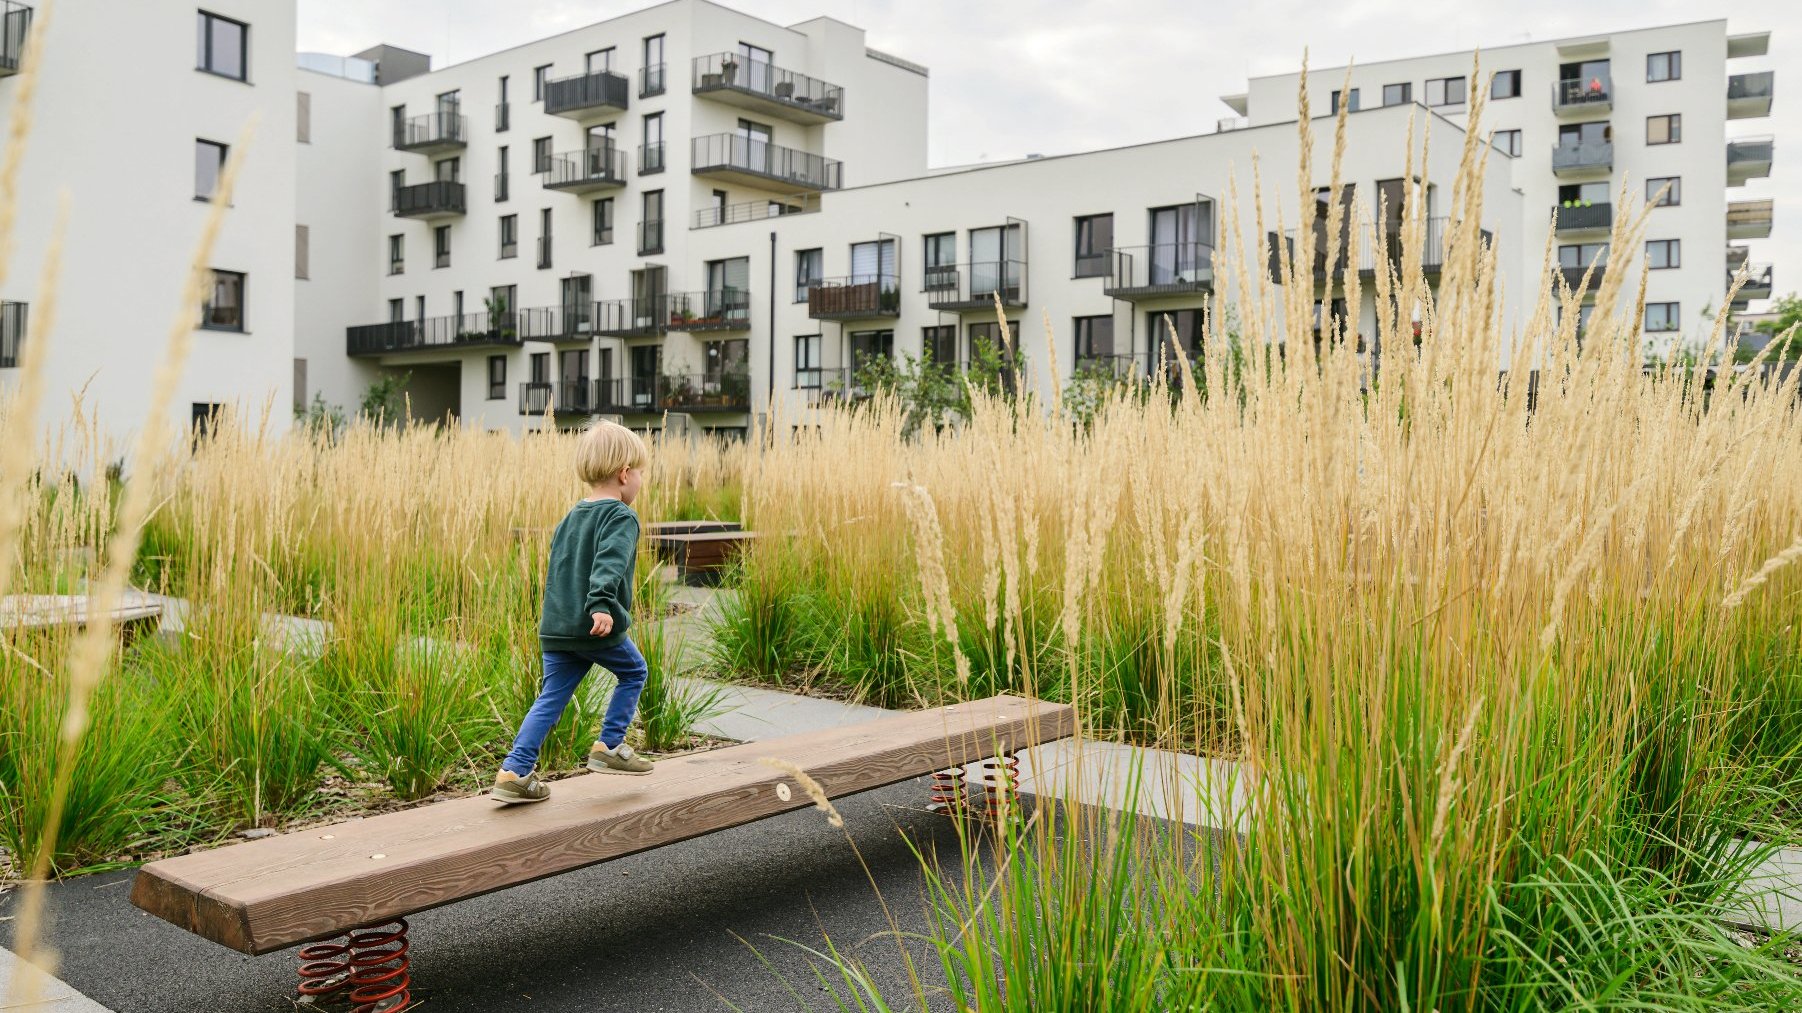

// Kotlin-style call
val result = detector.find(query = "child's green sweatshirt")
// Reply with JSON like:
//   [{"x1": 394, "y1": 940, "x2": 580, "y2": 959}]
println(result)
[{"x1": 538, "y1": 498, "x2": 638, "y2": 652}]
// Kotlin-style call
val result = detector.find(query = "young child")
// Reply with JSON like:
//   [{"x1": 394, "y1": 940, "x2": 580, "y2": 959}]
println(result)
[{"x1": 493, "y1": 420, "x2": 655, "y2": 804}]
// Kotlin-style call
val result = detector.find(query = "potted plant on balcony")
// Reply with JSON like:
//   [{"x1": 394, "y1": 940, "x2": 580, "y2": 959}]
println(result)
[
  {"x1": 721, "y1": 370, "x2": 751, "y2": 408},
  {"x1": 774, "y1": 80, "x2": 795, "y2": 100},
  {"x1": 720, "y1": 57, "x2": 739, "y2": 84},
  {"x1": 879, "y1": 284, "x2": 900, "y2": 314},
  {"x1": 659, "y1": 370, "x2": 695, "y2": 409},
  {"x1": 484, "y1": 295, "x2": 514, "y2": 341}
]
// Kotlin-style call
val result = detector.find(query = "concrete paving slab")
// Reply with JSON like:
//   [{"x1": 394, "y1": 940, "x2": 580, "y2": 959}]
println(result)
[
  {"x1": 1732, "y1": 844, "x2": 1802, "y2": 934},
  {"x1": 0, "y1": 945, "x2": 115, "y2": 1012}
]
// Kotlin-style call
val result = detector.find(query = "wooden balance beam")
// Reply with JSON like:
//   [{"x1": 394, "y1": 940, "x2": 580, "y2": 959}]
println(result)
[
  {"x1": 0, "y1": 593, "x2": 163, "y2": 641},
  {"x1": 648, "y1": 530, "x2": 758, "y2": 585},
  {"x1": 131, "y1": 694, "x2": 1074, "y2": 955}
]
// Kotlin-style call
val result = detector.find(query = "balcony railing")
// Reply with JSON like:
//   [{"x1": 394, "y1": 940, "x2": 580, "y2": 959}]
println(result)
[
  {"x1": 1268, "y1": 216, "x2": 1472, "y2": 282},
  {"x1": 1552, "y1": 73, "x2": 1612, "y2": 114},
  {"x1": 1727, "y1": 136, "x2": 1774, "y2": 184},
  {"x1": 495, "y1": 101, "x2": 510, "y2": 132},
  {"x1": 0, "y1": 299, "x2": 25, "y2": 368},
  {"x1": 393, "y1": 111, "x2": 467, "y2": 153},
  {"x1": 1731, "y1": 263, "x2": 1774, "y2": 301},
  {"x1": 1551, "y1": 139, "x2": 1613, "y2": 176},
  {"x1": 691, "y1": 133, "x2": 841, "y2": 192},
  {"x1": 596, "y1": 298, "x2": 668, "y2": 337},
  {"x1": 691, "y1": 53, "x2": 844, "y2": 124},
  {"x1": 1, "y1": 1, "x2": 32, "y2": 77},
  {"x1": 1551, "y1": 202, "x2": 1612, "y2": 233},
  {"x1": 1728, "y1": 71, "x2": 1774, "y2": 119},
  {"x1": 346, "y1": 310, "x2": 544, "y2": 357},
  {"x1": 1727, "y1": 198, "x2": 1774, "y2": 239},
  {"x1": 693, "y1": 192, "x2": 820, "y2": 229},
  {"x1": 807, "y1": 274, "x2": 900, "y2": 320},
  {"x1": 1103, "y1": 244, "x2": 1215, "y2": 300},
  {"x1": 543, "y1": 69, "x2": 630, "y2": 119},
  {"x1": 639, "y1": 141, "x2": 666, "y2": 175},
  {"x1": 597, "y1": 373, "x2": 753, "y2": 414},
  {"x1": 925, "y1": 261, "x2": 1029, "y2": 311},
  {"x1": 392, "y1": 180, "x2": 466, "y2": 219},
  {"x1": 665, "y1": 290, "x2": 752, "y2": 331},
  {"x1": 638, "y1": 219, "x2": 665, "y2": 255},
  {"x1": 519, "y1": 380, "x2": 596, "y2": 416},
  {"x1": 1557, "y1": 257, "x2": 1608, "y2": 293},
  {"x1": 640, "y1": 63, "x2": 666, "y2": 98},
  {"x1": 543, "y1": 146, "x2": 628, "y2": 192}
]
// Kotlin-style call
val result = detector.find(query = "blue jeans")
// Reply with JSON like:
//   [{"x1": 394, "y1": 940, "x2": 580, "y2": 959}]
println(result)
[{"x1": 501, "y1": 639, "x2": 649, "y2": 776}]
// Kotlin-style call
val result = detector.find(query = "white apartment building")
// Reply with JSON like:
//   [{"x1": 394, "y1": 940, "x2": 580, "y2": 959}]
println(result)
[
  {"x1": 0, "y1": 3, "x2": 1780, "y2": 445},
  {"x1": 1226, "y1": 20, "x2": 1776, "y2": 357}
]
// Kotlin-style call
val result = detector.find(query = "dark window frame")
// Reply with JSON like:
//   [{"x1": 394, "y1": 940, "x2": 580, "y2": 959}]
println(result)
[
  {"x1": 1073, "y1": 213, "x2": 1113, "y2": 278},
  {"x1": 1646, "y1": 50, "x2": 1681, "y2": 83},
  {"x1": 487, "y1": 355, "x2": 507, "y2": 399},
  {"x1": 499, "y1": 214, "x2": 518, "y2": 259},
  {"x1": 1491, "y1": 69, "x2": 1521, "y2": 100},
  {"x1": 434, "y1": 225, "x2": 451, "y2": 269},
  {"x1": 1330, "y1": 87, "x2": 1361, "y2": 114},
  {"x1": 533, "y1": 64, "x2": 551, "y2": 101},
  {"x1": 196, "y1": 10, "x2": 249, "y2": 82},
  {"x1": 1425, "y1": 75, "x2": 1466, "y2": 107},
  {"x1": 200, "y1": 269, "x2": 246, "y2": 332},
  {"x1": 1645, "y1": 302, "x2": 1681, "y2": 332},
  {"x1": 1382, "y1": 82, "x2": 1411, "y2": 106},
  {"x1": 194, "y1": 138, "x2": 228, "y2": 201},
  {"x1": 1647, "y1": 176, "x2": 1681, "y2": 207},
  {"x1": 1646, "y1": 238, "x2": 1680, "y2": 270},
  {"x1": 592, "y1": 197, "x2": 614, "y2": 246},
  {"x1": 1646, "y1": 113, "x2": 1681, "y2": 145},
  {"x1": 388, "y1": 234, "x2": 404, "y2": 275},
  {"x1": 793, "y1": 333, "x2": 822, "y2": 389},
  {"x1": 794, "y1": 247, "x2": 822, "y2": 302}
]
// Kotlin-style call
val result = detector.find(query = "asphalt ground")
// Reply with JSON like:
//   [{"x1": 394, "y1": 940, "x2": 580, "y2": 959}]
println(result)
[{"x1": 1, "y1": 779, "x2": 994, "y2": 1013}]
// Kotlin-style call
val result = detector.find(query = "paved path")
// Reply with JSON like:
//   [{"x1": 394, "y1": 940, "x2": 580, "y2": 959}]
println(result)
[{"x1": 0, "y1": 945, "x2": 113, "y2": 1012}]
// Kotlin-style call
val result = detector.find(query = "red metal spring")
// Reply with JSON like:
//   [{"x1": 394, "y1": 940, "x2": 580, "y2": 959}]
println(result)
[
  {"x1": 296, "y1": 938, "x2": 354, "y2": 1003},
  {"x1": 927, "y1": 766, "x2": 968, "y2": 814},
  {"x1": 979, "y1": 753, "x2": 1021, "y2": 822},
  {"x1": 346, "y1": 919, "x2": 412, "y2": 1013}
]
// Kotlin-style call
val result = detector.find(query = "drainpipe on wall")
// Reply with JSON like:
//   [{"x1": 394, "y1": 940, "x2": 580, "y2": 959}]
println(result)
[{"x1": 766, "y1": 230, "x2": 778, "y2": 437}]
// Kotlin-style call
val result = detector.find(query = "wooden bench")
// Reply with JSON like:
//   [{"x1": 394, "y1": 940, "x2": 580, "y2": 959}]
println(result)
[
  {"x1": 0, "y1": 592, "x2": 163, "y2": 643},
  {"x1": 131, "y1": 694, "x2": 1074, "y2": 955},
  {"x1": 648, "y1": 530, "x2": 757, "y2": 585}
]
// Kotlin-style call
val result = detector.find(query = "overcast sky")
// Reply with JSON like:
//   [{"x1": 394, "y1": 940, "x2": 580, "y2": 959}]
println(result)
[{"x1": 297, "y1": 0, "x2": 1793, "y2": 313}]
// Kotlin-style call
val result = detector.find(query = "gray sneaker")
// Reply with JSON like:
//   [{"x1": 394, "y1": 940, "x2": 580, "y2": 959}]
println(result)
[
  {"x1": 587, "y1": 741, "x2": 654, "y2": 775},
  {"x1": 492, "y1": 769, "x2": 550, "y2": 804}
]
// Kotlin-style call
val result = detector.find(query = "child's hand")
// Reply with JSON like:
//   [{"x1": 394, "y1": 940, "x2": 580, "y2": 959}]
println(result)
[{"x1": 590, "y1": 611, "x2": 613, "y2": 636}]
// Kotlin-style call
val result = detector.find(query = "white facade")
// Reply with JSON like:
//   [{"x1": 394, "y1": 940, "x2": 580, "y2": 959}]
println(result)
[
  {"x1": 0, "y1": 0, "x2": 298, "y2": 450},
  {"x1": 0, "y1": 5, "x2": 1780, "y2": 443},
  {"x1": 1228, "y1": 19, "x2": 1776, "y2": 356}
]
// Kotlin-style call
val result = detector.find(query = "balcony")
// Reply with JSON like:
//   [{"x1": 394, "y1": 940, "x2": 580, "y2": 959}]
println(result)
[
  {"x1": 596, "y1": 298, "x2": 667, "y2": 338},
  {"x1": 1, "y1": 2, "x2": 32, "y2": 77},
  {"x1": 1551, "y1": 139, "x2": 1612, "y2": 178},
  {"x1": 597, "y1": 373, "x2": 752, "y2": 414},
  {"x1": 691, "y1": 134, "x2": 841, "y2": 193},
  {"x1": 1551, "y1": 202, "x2": 1612, "y2": 235},
  {"x1": 543, "y1": 69, "x2": 629, "y2": 121},
  {"x1": 691, "y1": 53, "x2": 844, "y2": 125},
  {"x1": 543, "y1": 147, "x2": 627, "y2": 193},
  {"x1": 1557, "y1": 258, "x2": 1608, "y2": 294},
  {"x1": 665, "y1": 290, "x2": 752, "y2": 332},
  {"x1": 1731, "y1": 263, "x2": 1774, "y2": 305},
  {"x1": 393, "y1": 112, "x2": 466, "y2": 154},
  {"x1": 1728, "y1": 71, "x2": 1774, "y2": 119},
  {"x1": 1728, "y1": 199, "x2": 1774, "y2": 239},
  {"x1": 519, "y1": 380, "x2": 596, "y2": 417},
  {"x1": 392, "y1": 180, "x2": 466, "y2": 220},
  {"x1": 535, "y1": 303, "x2": 600, "y2": 344},
  {"x1": 1103, "y1": 244, "x2": 1214, "y2": 300},
  {"x1": 0, "y1": 299, "x2": 25, "y2": 368},
  {"x1": 638, "y1": 219, "x2": 665, "y2": 256},
  {"x1": 925, "y1": 261, "x2": 1028, "y2": 312},
  {"x1": 1552, "y1": 74, "x2": 1612, "y2": 116},
  {"x1": 346, "y1": 310, "x2": 542, "y2": 358},
  {"x1": 1727, "y1": 137, "x2": 1774, "y2": 186},
  {"x1": 693, "y1": 192, "x2": 820, "y2": 229},
  {"x1": 1266, "y1": 216, "x2": 1474, "y2": 283},
  {"x1": 807, "y1": 275, "x2": 900, "y2": 320}
]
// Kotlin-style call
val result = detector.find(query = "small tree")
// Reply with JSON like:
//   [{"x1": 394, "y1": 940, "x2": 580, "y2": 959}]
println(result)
[
  {"x1": 296, "y1": 391, "x2": 347, "y2": 439},
  {"x1": 360, "y1": 371, "x2": 412, "y2": 423}
]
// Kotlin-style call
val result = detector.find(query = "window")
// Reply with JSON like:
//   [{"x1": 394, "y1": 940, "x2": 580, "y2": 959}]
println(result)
[
  {"x1": 533, "y1": 64, "x2": 550, "y2": 101},
  {"x1": 195, "y1": 139, "x2": 227, "y2": 201},
  {"x1": 201, "y1": 270, "x2": 245, "y2": 331},
  {"x1": 1645, "y1": 303, "x2": 1680, "y2": 332},
  {"x1": 531, "y1": 352, "x2": 550, "y2": 385},
  {"x1": 191, "y1": 403, "x2": 225, "y2": 438},
  {"x1": 586, "y1": 47, "x2": 615, "y2": 74},
  {"x1": 1557, "y1": 242, "x2": 1609, "y2": 272},
  {"x1": 487, "y1": 355, "x2": 507, "y2": 399},
  {"x1": 297, "y1": 92, "x2": 311, "y2": 142},
  {"x1": 434, "y1": 225, "x2": 451, "y2": 268},
  {"x1": 435, "y1": 157, "x2": 459, "y2": 183},
  {"x1": 591, "y1": 197, "x2": 614, "y2": 245},
  {"x1": 416, "y1": 296, "x2": 425, "y2": 323},
  {"x1": 1073, "y1": 315, "x2": 1116, "y2": 365},
  {"x1": 532, "y1": 136, "x2": 552, "y2": 173},
  {"x1": 1647, "y1": 176, "x2": 1681, "y2": 207},
  {"x1": 497, "y1": 75, "x2": 509, "y2": 131},
  {"x1": 642, "y1": 35, "x2": 666, "y2": 95},
  {"x1": 1491, "y1": 69, "x2": 1521, "y2": 100},
  {"x1": 453, "y1": 290, "x2": 464, "y2": 321},
  {"x1": 293, "y1": 359, "x2": 307, "y2": 414},
  {"x1": 496, "y1": 145, "x2": 509, "y2": 201},
  {"x1": 196, "y1": 11, "x2": 247, "y2": 81},
  {"x1": 537, "y1": 208, "x2": 552, "y2": 269},
  {"x1": 1330, "y1": 88, "x2": 1361, "y2": 114},
  {"x1": 1646, "y1": 239, "x2": 1680, "y2": 270},
  {"x1": 490, "y1": 285, "x2": 516, "y2": 323},
  {"x1": 295, "y1": 224, "x2": 308, "y2": 280},
  {"x1": 1646, "y1": 51, "x2": 1680, "y2": 83},
  {"x1": 1382, "y1": 82, "x2": 1411, "y2": 106},
  {"x1": 1557, "y1": 121, "x2": 1610, "y2": 150},
  {"x1": 640, "y1": 190, "x2": 664, "y2": 253},
  {"x1": 1493, "y1": 129, "x2": 1522, "y2": 157},
  {"x1": 390, "y1": 104, "x2": 406, "y2": 146},
  {"x1": 389, "y1": 169, "x2": 404, "y2": 210},
  {"x1": 1425, "y1": 76, "x2": 1466, "y2": 107},
  {"x1": 924, "y1": 232, "x2": 956, "y2": 288},
  {"x1": 849, "y1": 329, "x2": 894, "y2": 375},
  {"x1": 1647, "y1": 114, "x2": 1681, "y2": 145},
  {"x1": 387, "y1": 298, "x2": 403, "y2": 324},
  {"x1": 499, "y1": 214, "x2": 518, "y2": 259},
  {"x1": 641, "y1": 113, "x2": 665, "y2": 173},
  {"x1": 794, "y1": 334, "x2": 821, "y2": 389},
  {"x1": 795, "y1": 248, "x2": 822, "y2": 302},
  {"x1": 388, "y1": 234, "x2": 403, "y2": 275},
  {"x1": 1558, "y1": 181, "x2": 1609, "y2": 206},
  {"x1": 1074, "y1": 214, "x2": 1113, "y2": 277},
  {"x1": 923, "y1": 325, "x2": 957, "y2": 367},
  {"x1": 1148, "y1": 308, "x2": 1202, "y2": 365}
]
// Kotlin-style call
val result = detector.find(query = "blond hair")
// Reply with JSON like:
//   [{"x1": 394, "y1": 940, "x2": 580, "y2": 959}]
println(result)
[{"x1": 575, "y1": 420, "x2": 649, "y2": 485}]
